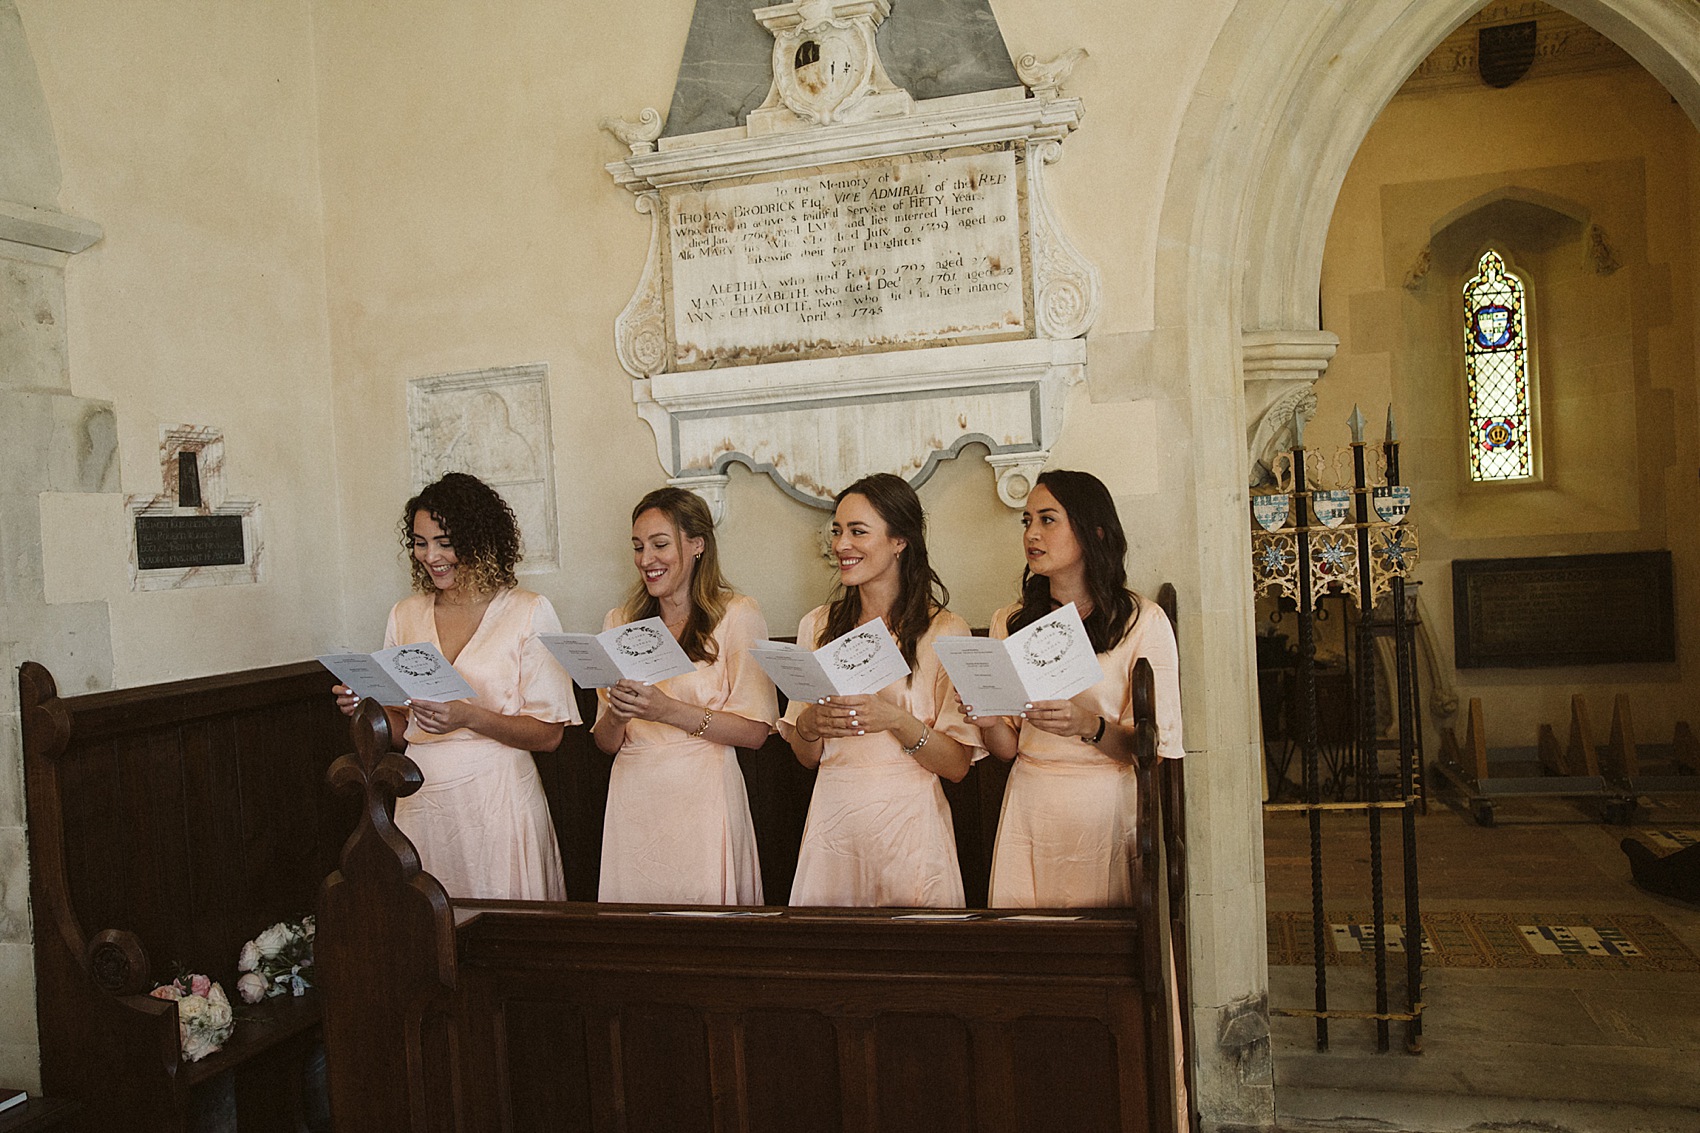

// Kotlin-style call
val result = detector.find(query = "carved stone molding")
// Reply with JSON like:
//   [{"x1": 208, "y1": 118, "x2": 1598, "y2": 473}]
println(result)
[
  {"x1": 613, "y1": 192, "x2": 669, "y2": 379},
  {"x1": 601, "y1": 108, "x2": 664, "y2": 155},
  {"x1": 0, "y1": 199, "x2": 102, "y2": 254},
  {"x1": 667, "y1": 471, "x2": 731, "y2": 526},
  {"x1": 606, "y1": 26, "x2": 1096, "y2": 516},
  {"x1": 749, "y1": 0, "x2": 914, "y2": 131},
  {"x1": 1026, "y1": 139, "x2": 1101, "y2": 340},
  {"x1": 634, "y1": 337, "x2": 1085, "y2": 510},
  {"x1": 1015, "y1": 48, "x2": 1087, "y2": 101},
  {"x1": 1242, "y1": 329, "x2": 1338, "y2": 486}
]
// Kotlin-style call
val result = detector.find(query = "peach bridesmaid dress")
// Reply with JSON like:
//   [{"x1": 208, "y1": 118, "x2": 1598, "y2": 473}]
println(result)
[{"x1": 387, "y1": 587, "x2": 577, "y2": 901}]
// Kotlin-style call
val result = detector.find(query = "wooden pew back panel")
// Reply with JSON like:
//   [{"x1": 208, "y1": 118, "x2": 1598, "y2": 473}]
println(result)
[
  {"x1": 453, "y1": 906, "x2": 1154, "y2": 1133},
  {"x1": 21, "y1": 660, "x2": 355, "y2": 1130}
]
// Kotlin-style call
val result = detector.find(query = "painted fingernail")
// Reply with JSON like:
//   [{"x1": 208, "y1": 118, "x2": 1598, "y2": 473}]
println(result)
[{"x1": 856, "y1": 730, "x2": 865, "y2": 735}]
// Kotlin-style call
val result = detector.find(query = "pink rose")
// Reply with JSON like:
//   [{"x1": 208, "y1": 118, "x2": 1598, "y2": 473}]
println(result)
[
  {"x1": 150, "y1": 984, "x2": 183, "y2": 1002},
  {"x1": 190, "y1": 974, "x2": 212, "y2": 999},
  {"x1": 237, "y1": 972, "x2": 269, "y2": 1004}
]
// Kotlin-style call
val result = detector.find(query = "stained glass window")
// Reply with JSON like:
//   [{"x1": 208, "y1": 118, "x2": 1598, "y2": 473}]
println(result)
[{"x1": 1463, "y1": 250, "x2": 1534, "y2": 481}]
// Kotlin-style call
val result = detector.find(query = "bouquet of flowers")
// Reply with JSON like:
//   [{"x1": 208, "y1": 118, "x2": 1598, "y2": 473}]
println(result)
[
  {"x1": 236, "y1": 915, "x2": 316, "y2": 1004},
  {"x1": 149, "y1": 971, "x2": 235, "y2": 1062}
]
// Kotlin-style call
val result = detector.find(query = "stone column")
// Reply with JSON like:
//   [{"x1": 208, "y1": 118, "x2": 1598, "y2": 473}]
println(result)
[{"x1": 0, "y1": 0, "x2": 115, "y2": 1090}]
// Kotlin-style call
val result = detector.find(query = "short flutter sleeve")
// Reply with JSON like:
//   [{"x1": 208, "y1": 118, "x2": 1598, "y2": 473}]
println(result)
[
  {"x1": 516, "y1": 593, "x2": 581, "y2": 726},
  {"x1": 716, "y1": 595, "x2": 780, "y2": 728}
]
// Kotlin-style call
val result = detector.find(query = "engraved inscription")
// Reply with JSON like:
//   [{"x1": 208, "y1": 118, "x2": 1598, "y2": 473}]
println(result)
[
  {"x1": 136, "y1": 515, "x2": 246, "y2": 570},
  {"x1": 666, "y1": 150, "x2": 1025, "y2": 364},
  {"x1": 1452, "y1": 552, "x2": 1675, "y2": 668}
]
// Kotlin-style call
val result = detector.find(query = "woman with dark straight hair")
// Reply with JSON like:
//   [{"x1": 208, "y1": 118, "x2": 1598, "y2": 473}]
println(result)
[
  {"x1": 780, "y1": 473, "x2": 982, "y2": 907},
  {"x1": 332, "y1": 472, "x2": 577, "y2": 901},
  {"x1": 964, "y1": 469, "x2": 1183, "y2": 907},
  {"x1": 592, "y1": 487, "x2": 777, "y2": 904}
]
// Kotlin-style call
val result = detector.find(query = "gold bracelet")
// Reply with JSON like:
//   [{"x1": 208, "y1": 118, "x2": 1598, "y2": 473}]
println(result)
[
  {"x1": 688, "y1": 709, "x2": 714, "y2": 738},
  {"x1": 901, "y1": 724, "x2": 931, "y2": 757}
]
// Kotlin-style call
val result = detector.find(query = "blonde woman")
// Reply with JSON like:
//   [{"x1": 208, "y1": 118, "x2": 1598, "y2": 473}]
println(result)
[{"x1": 591, "y1": 488, "x2": 778, "y2": 904}]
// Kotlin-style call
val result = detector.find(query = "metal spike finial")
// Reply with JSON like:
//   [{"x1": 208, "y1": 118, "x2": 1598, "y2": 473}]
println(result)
[
  {"x1": 1385, "y1": 404, "x2": 1398, "y2": 443},
  {"x1": 1292, "y1": 403, "x2": 1307, "y2": 447},
  {"x1": 1348, "y1": 405, "x2": 1366, "y2": 444}
]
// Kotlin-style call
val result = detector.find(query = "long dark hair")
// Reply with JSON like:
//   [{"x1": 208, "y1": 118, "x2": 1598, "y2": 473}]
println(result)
[
  {"x1": 621, "y1": 487, "x2": 730, "y2": 664},
  {"x1": 400, "y1": 472, "x2": 521, "y2": 595},
  {"x1": 817, "y1": 473, "x2": 948, "y2": 672},
  {"x1": 1005, "y1": 469, "x2": 1139, "y2": 654}
]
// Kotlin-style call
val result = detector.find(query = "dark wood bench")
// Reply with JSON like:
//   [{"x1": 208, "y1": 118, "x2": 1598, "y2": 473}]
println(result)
[
  {"x1": 20, "y1": 660, "x2": 356, "y2": 1133},
  {"x1": 319, "y1": 648, "x2": 1188, "y2": 1132}
]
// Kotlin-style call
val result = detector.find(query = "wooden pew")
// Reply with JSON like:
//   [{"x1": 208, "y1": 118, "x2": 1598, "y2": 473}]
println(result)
[
  {"x1": 19, "y1": 660, "x2": 356, "y2": 1133},
  {"x1": 319, "y1": 658, "x2": 1184, "y2": 1133}
]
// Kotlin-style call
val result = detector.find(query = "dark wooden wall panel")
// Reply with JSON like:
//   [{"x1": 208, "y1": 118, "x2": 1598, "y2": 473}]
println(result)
[
  {"x1": 875, "y1": 1013, "x2": 976, "y2": 1133},
  {"x1": 622, "y1": 1004, "x2": 715, "y2": 1133},
  {"x1": 1013, "y1": 1016, "x2": 1122, "y2": 1133},
  {"x1": 504, "y1": 999, "x2": 595, "y2": 1133},
  {"x1": 743, "y1": 1009, "x2": 843, "y2": 1133}
]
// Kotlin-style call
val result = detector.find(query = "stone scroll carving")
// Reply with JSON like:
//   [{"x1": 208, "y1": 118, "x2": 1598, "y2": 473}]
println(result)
[
  {"x1": 604, "y1": 12, "x2": 1098, "y2": 514},
  {"x1": 1242, "y1": 330, "x2": 1337, "y2": 487}
]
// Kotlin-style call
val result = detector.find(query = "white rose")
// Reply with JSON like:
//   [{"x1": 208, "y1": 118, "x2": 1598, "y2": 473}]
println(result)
[
  {"x1": 238, "y1": 941, "x2": 262, "y2": 972},
  {"x1": 255, "y1": 923, "x2": 292, "y2": 959},
  {"x1": 181, "y1": 1028, "x2": 223, "y2": 1062},
  {"x1": 177, "y1": 996, "x2": 207, "y2": 1023},
  {"x1": 237, "y1": 972, "x2": 268, "y2": 1004},
  {"x1": 204, "y1": 985, "x2": 233, "y2": 1029}
]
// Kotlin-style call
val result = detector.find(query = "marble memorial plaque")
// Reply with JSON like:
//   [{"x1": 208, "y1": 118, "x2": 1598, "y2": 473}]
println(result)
[
  {"x1": 666, "y1": 148, "x2": 1025, "y2": 365},
  {"x1": 1452, "y1": 551, "x2": 1675, "y2": 668},
  {"x1": 135, "y1": 514, "x2": 246, "y2": 570},
  {"x1": 409, "y1": 364, "x2": 560, "y2": 573}
]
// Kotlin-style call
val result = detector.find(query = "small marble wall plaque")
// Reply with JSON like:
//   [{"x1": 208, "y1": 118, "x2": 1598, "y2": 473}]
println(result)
[
  {"x1": 1452, "y1": 551, "x2": 1675, "y2": 668},
  {"x1": 135, "y1": 514, "x2": 245, "y2": 569},
  {"x1": 666, "y1": 148, "x2": 1025, "y2": 366},
  {"x1": 408, "y1": 364, "x2": 559, "y2": 573},
  {"x1": 126, "y1": 425, "x2": 262, "y2": 590}
]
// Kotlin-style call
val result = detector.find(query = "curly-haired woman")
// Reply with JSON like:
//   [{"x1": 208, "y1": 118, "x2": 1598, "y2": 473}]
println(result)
[{"x1": 333, "y1": 472, "x2": 577, "y2": 900}]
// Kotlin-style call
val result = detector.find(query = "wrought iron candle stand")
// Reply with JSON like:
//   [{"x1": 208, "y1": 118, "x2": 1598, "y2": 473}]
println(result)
[{"x1": 1252, "y1": 405, "x2": 1424, "y2": 1053}]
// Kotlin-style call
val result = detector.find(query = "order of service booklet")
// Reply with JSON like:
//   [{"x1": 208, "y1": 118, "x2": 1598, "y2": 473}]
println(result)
[
  {"x1": 538, "y1": 616, "x2": 696, "y2": 688},
  {"x1": 748, "y1": 618, "x2": 911, "y2": 702},
  {"x1": 317, "y1": 642, "x2": 478, "y2": 706},
  {"x1": 930, "y1": 602, "x2": 1105, "y2": 717}
]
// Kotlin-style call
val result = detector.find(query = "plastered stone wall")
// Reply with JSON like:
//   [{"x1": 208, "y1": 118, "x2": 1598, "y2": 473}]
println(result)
[
  {"x1": 3, "y1": 0, "x2": 1695, "y2": 1125},
  {"x1": 1318, "y1": 63, "x2": 1699, "y2": 749}
]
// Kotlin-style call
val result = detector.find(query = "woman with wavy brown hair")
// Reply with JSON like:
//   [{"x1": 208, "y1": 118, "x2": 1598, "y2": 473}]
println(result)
[
  {"x1": 591, "y1": 487, "x2": 777, "y2": 904},
  {"x1": 964, "y1": 469, "x2": 1183, "y2": 908},
  {"x1": 332, "y1": 472, "x2": 577, "y2": 901},
  {"x1": 779, "y1": 473, "x2": 982, "y2": 907}
]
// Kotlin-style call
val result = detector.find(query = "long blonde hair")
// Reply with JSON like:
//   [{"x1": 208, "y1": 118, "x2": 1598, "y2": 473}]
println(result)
[{"x1": 622, "y1": 487, "x2": 731, "y2": 664}]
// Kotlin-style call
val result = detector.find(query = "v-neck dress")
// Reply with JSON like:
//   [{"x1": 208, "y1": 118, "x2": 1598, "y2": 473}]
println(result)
[
  {"x1": 593, "y1": 594, "x2": 778, "y2": 904},
  {"x1": 384, "y1": 587, "x2": 578, "y2": 901},
  {"x1": 783, "y1": 606, "x2": 983, "y2": 908},
  {"x1": 986, "y1": 595, "x2": 1183, "y2": 908}
]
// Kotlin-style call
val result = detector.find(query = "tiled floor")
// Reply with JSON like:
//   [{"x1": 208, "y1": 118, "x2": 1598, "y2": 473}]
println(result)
[{"x1": 1261, "y1": 785, "x2": 1700, "y2": 1133}]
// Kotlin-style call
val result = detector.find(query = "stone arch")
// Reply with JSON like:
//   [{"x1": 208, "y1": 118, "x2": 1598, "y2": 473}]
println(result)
[{"x1": 1151, "y1": 1, "x2": 1700, "y2": 1125}]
